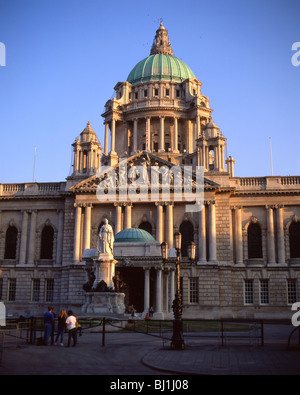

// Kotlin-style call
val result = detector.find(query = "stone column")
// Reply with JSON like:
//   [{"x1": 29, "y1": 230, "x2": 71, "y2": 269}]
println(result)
[
  {"x1": 104, "y1": 123, "x2": 109, "y2": 155},
  {"x1": 79, "y1": 149, "x2": 83, "y2": 173},
  {"x1": 123, "y1": 122, "x2": 128, "y2": 153},
  {"x1": 235, "y1": 207, "x2": 243, "y2": 265},
  {"x1": 156, "y1": 202, "x2": 163, "y2": 243},
  {"x1": 196, "y1": 114, "x2": 201, "y2": 137},
  {"x1": 156, "y1": 267, "x2": 162, "y2": 313},
  {"x1": 159, "y1": 116, "x2": 165, "y2": 152},
  {"x1": 73, "y1": 203, "x2": 82, "y2": 262},
  {"x1": 73, "y1": 146, "x2": 79, "y2": 173},
  {"x1": 125, "y1": 203, "x2": 132, "y2": 229},
  {"x1": 115, "y1": 203, "x2": 122, "y2": 234},
  {"x1": 56, "y1": 209, "x2": 64, "y2": 265},
  {"x1": 166, "y1": 202, "x2": 173, "y2": 248},
  {"x1": 198, "y1": 204, "x2": 206, "y2": 262},
  {"x1": 208, "y1": 201, "x2": 217, "y2": 262},
  {"x1": 133, "y1": 118, "x2": 138, "y2": 153},
  {"x1": 19, "y1": 210, "x2": 29, "y2": 265},
  {"x1": 27, "y1": 210, "x2": 37, "y2": 265},
  {"x1": 143, "y1": 268, "x2": 150, "y2": 314},
  {"x1": 146, "y1": 116, "x2": 151, "y2": 151},
  {"x1": 214, "y1": 146, "x2": 219, "y2": 170},
  {"x1": 173, "y1": 117, "x2": 179, "y2": 153},
  {"x1": 266, "y1": 206, "x2": 276, "y2": 265},
  {"x1": 83, "y1": 204, "x2": 92, "y2": 251},
  {"x1": 111, "y1": 118, "x2": 116, "y2": 154},
  {"x1": 277, "y1": 205, "x2": 286, "y2": 265}
]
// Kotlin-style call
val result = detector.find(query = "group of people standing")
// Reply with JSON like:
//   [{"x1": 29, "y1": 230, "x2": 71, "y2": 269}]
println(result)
[{"x1": 43, "y1": 306, "x2": 81, "y2": 347}]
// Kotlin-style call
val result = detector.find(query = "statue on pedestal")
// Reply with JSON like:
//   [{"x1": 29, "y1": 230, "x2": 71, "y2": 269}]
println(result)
[{"x1": 97, "y1": 218, "x2": 114, "y2": 257}]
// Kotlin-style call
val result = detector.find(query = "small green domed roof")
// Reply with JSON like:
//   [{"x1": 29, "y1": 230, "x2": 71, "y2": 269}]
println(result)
[
  {"x1": 127, "y1": 54, "x2": 196, "y2": 85},
  {"x1": 114, "y1": 228, "x2": 156, "y2": 243}
]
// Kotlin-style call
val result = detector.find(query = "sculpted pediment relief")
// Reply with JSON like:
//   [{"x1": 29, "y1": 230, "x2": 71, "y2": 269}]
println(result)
[{"x1": 70, "y1": 151, "x2": 219, "y2": 193}]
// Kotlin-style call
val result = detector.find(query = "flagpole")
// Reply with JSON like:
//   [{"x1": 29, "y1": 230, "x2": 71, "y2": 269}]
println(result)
[
  {"x1": 269, "y1": 137, "x2": 273, "y2": 176},
  {"x1": 33, "y1": 146, "x2": 37, "y2": 182}
]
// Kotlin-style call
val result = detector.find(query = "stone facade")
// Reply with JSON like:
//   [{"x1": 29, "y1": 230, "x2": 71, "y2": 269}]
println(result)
[{"x1": 0, "y1": 23, "x2": 299, "y2": 319}]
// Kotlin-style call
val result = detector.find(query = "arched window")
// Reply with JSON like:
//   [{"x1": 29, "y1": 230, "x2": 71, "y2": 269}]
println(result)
[
  {"x1": 179, "y1": 221, "x2": 194, "y2": 257},
  {"x1": 40, "y1": 225, "x2": 54, "y2": 259},
  {"x1": 4, "y1": 226, "x2": 18, "y2": 259},
  {"x1": 247, "y1": 223, "x2": 263, "y2": 259},
  {"x1": 139, "y1": 221, "x2": 153, "y2": 235},
  {"x1": 289, "y1": 221, "x2": 300, "y2": 258}
]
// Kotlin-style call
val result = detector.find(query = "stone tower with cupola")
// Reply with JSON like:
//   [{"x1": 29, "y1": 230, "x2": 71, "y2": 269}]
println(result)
[{"x1": 70, "y1": 121, "x2": 102, "y2": 179}]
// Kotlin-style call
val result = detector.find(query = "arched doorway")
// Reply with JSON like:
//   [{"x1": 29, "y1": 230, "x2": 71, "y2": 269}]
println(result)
[{"x1": 179, "y1": 221, "x2": 194, "y2": 257}]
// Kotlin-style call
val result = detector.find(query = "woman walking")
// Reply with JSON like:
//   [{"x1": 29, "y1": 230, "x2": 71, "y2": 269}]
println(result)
[{"x1": 55, "y1": 309, "x2": 67, "y2": 346}]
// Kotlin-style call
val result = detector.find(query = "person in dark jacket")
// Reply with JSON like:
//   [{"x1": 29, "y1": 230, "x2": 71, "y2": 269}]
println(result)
[
  {"x1": 54, "y1": 309, "x2": 67, "y2": 346},
  {"x1": 43, "y1": 306, "x2": 54, "y2": 345}
]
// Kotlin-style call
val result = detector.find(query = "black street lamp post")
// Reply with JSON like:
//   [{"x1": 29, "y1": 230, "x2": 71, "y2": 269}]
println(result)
[
  {"x1": 171, "y1": 231, "x2": 185, "y2": 350},
  {"x1": 161, "y1": 235, "x2": 196, "y2": 350}
]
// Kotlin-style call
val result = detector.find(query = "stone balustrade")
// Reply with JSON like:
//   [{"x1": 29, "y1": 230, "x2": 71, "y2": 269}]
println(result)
[
  {"x1": 0, "y1": 182, "x2": 66, "y2": 196},
  {"x1": 230, "y1": 176, "x2": 300, "y2": 191}
]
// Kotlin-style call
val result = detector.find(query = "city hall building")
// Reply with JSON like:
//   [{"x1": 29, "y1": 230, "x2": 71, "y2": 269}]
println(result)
[{"x1": 0, "y1": 22, "x2": 299, "y2": 320}]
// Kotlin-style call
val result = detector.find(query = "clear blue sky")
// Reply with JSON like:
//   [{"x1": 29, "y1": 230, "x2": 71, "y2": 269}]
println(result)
[{"x1": 0, "y1": 0, "x2": 299, "y2": 183}]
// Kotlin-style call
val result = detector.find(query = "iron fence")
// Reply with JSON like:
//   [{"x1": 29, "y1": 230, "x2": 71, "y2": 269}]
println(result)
[{"x1": 0, "y1": 316, "x2": 267, "y2": 352}]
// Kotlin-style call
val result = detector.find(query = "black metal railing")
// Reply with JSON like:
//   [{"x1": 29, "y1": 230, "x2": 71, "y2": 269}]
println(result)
[{"x1": 1, "y1": 316, "x2": 268, "y2": 349}]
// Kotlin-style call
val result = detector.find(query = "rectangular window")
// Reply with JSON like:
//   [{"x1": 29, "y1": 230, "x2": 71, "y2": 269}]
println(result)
[
  {"x1": 287, "y1": 279, "x2": 298, "y2": 305},
  {"x1": 189, "y1": 278, "x2": 199, "y2": 304},
  {"x1": 244, "y1": 279, "x2": 253, "y2": 305},
  {"x1": 135, "y1": 92, "x2": 138, "y2": 100},
  {"x1": 31, "y1": 279, "x2": 40, "y2": 302},
  {"x1": 165, "y1": 88, "x2": 169, "y2": 96},
  {"x1": 144, "y1": 89, "x2": 148, "y2": 97},
  {"x1": 260, "y1": 279, "x2": 270, "y2": 305},
  {"x1": 45, "y1": 279, "x2": 54, "y2": 302},
  {"x1": 176, "y1": 90, "x2": 180, "y2": 98},
  {"x1": 8, "y1": 278, "x2": 16, "y2": 301},
  {"x1": 154, "y1": 88, "x2": 159, "y2": 96}
]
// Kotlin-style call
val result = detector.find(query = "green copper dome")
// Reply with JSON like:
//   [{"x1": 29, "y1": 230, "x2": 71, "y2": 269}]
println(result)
[
  {"x1": 114, "y1": 228, "x2": 156, "y2": 243},
  {"x1": 127, "y1": 54, "x2": 196, "y2": 85}
]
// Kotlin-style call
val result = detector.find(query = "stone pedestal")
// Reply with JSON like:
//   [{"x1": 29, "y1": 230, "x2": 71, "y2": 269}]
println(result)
[
  {"x1": 82, "y1": 292, "x2": 125, "y2": 314},
  {"x1": 93, "y1": 253, "x2": 117, "y2": 290}
]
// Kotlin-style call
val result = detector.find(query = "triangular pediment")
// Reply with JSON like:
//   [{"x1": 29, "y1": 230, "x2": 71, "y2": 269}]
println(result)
[{"x1": 70, "y1": 151, "x2": 219, "y2": 193}]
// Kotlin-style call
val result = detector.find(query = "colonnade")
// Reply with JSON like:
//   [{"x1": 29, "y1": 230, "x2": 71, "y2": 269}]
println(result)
[
  {"x1": 197, "y1": 140, "x2": 226, "y2": 172},
  {"x1": 143, "y1": 266, "x2": 176, "y2": 316},
  {"x1": 73, "y1": 200, "x2": 218, "y2": 263},
  {"x1": 103, "y1": 113, "x2": 207, "y2": 156}
]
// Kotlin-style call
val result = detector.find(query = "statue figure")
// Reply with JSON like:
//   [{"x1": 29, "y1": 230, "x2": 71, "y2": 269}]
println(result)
[
  {"x1": 113, "y1": 271, "x2": 126, "y2": 292},
  {"x1": 97, "y1": 219, "x2": 114, "y2": 256}
]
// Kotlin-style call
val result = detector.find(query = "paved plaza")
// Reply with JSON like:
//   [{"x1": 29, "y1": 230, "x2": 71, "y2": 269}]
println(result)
[{"x1": 0, "y1": 322, "x2": 299, "y2": 376}]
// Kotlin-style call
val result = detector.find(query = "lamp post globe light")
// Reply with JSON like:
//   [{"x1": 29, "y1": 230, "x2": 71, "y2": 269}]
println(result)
[{"x1": 188, "y1": 241, "x2": 196, "y2": 263}]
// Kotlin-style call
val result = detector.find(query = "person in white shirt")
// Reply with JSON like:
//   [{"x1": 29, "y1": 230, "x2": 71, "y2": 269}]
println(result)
[{"x1": 66, "y1": 310, "x2": 77, "y2": 347}]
